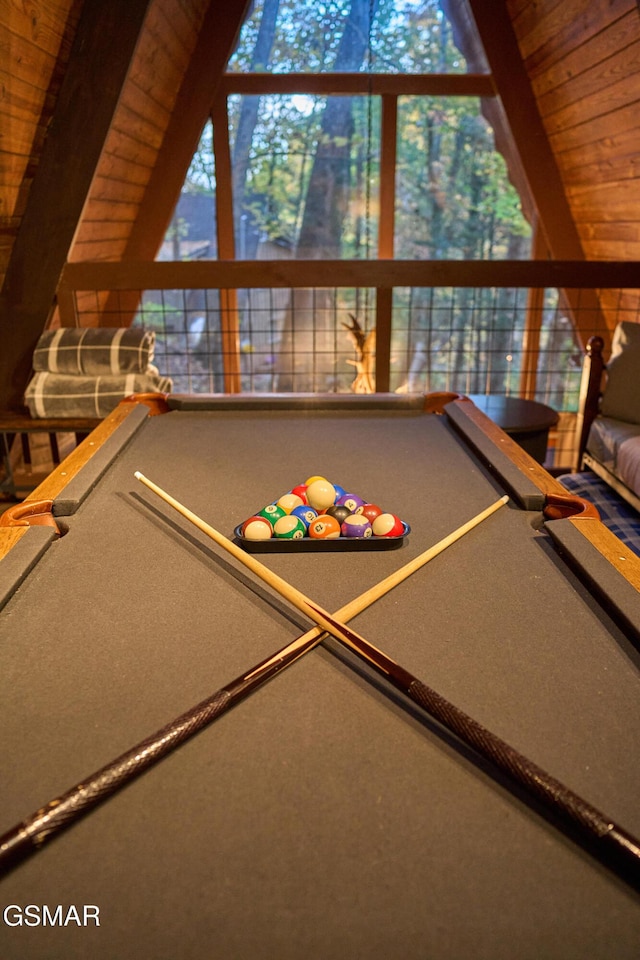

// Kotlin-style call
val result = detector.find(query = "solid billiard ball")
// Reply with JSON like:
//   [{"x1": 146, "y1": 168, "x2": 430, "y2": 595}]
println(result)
[
  {"x1": 274, "y1": 515, "x2": 306, "y2": 539},
  {"x1": 306, "y1": 479, "x2": 336, "y2": 511},
  {"x1": 241, "y1": 516, "x2": 273, "y2": 541},
  {"x1": 277, "y1": 492, "x2": 304, "y2": 514},
  {"x1": 360, "y1": 503, "x2": 383, "y2": 524},
  {"x1": 341, "y1": 515, "x2": 372, "y2": 538},
  {"x1": 291, "y1": 505, "x2": 318, "y2": 528},
  {"x1": 337, "y1": 493, "x2": 365, "y2": 513},
  {"x1": 372, "y1": 512, "x2": 404, "y2": 537},
  {"x1": 258, "y1": 504, "x2": 286, "y2": 528},
  {"x1": 308, "y1": 514, "x2": 341, "y2": 540},
  {"x1": 332, "y1": 484, "x2": 347, "y2": 501},
  {"x1": 291, "y1": 484, "x2": 308, "y2": 504},
  {"x1": 326, "y1": 504, "x2": 351, "y2": 525}
]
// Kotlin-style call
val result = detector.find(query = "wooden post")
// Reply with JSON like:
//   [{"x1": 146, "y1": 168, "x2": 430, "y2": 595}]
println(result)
[{"x1": 211, "y1": 95, "x2": 242, "y2": 393}]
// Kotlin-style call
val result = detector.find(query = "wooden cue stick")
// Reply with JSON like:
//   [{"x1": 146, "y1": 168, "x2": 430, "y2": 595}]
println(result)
[
  {"x1": 136, "y1": 473, "x2": 640, "y2": 883},
  {"x1": 0, "y1": 493, "x2": 505, "y2": 874}
]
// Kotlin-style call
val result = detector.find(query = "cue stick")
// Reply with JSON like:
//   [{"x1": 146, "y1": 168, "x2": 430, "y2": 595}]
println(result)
[
  {"x1": 0, "y1": 493, "x2": 506, "y2": 874},
  {"x1": 135, "y1": 473, "x2": 640, "y2": 882}
]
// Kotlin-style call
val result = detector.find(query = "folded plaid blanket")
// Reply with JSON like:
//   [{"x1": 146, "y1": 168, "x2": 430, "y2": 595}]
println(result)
[
  {"x1": 32, "y1": 327, "x2": 155, "y2": 376},
  {"x1": 24, "y1": 370, "x2": 172, "y2": 418}
]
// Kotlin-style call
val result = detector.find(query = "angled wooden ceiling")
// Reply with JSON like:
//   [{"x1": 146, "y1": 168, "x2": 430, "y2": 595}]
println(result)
[{"x1": 1, "y1": 0, "x2": 640, "y2": 410}]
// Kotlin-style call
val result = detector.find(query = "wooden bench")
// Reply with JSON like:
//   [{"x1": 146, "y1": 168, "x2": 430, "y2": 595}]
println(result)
[{"x1": 0, "y1": 412, "x2": 101, "y2": 500}]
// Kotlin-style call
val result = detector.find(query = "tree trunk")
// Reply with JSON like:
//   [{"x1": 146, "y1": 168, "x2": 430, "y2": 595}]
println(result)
[{"x1": 276, "y1": 0, "x2": 380, "y2": 391}]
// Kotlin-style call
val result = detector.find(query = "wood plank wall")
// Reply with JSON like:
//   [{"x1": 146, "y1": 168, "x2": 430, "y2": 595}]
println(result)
[
  {"x1": 69, "y1": 0, "x2": 210, "y2": 266},
  {"x1": 507, "y1": 0, "x2": 640, "y2": 330},
  {"x1": 0, "y1": 0, "x2": 80, "y2": 291}
]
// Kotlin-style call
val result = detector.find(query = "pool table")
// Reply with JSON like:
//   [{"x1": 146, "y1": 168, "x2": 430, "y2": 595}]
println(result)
[{"x1": 1, "y1": 392, "x2": 640, "y2": 960}]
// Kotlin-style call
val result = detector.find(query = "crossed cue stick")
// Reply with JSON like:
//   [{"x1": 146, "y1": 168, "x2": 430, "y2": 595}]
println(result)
[
  {"x1": 1, "y1": 477, "x2": 639, "y2": 888},
  {"x1": 0, "y1": 484, "x2": 505, "y2": 872}
]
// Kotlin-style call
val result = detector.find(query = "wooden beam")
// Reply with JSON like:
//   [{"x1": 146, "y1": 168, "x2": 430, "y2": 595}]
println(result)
[
  {"x1": 378, "y1": 95, "x2": 397, "y2": 260},
  {"x1": 519, "y1": 224, "x2": 547, "y2": 398},
  {"x1": 117, "y1": 0, "x2": 251, "y2": 264},
  {"x1": 0, "y1": 0, "x2": 153, "y2": 411},
  {"x1": 211, "y1": 94, "x2": 241, "y2": 392},
  {"x1": 59, "y1": 258, "x2": 640, "y2": 292},
  {"x1": 221, "y1": 73, "x2": 496, "y2": 97}
]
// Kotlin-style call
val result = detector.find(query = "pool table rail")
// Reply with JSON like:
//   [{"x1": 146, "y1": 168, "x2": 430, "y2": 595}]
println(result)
[{"x1": 2, "y1": 390, "x2": 640, "y2": 609}]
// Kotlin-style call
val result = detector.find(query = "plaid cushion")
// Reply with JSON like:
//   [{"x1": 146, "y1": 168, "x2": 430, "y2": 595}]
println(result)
[
  {"x1": 24, "y1": 370, "x2": 172, "y2": 419},
  {"x1": 558, "y1": 472, "x2": 640, "y2": 557},
  {"x1": 33, "y1": 328, "x2": 155, "y2": 375}
]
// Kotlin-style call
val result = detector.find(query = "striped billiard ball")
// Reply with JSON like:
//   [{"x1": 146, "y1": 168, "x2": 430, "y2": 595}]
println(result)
[
  {"x1": 308, "y1": 514, "x2": 341, "y2": 540},
  {"x1": 341, "y1": 514, "x2": 372, "y2": 538},
  {"x1": 241, "y1": 516, "x2": 273, "y2": 541},
  {"x1": 372, "y1": 512, "x2": 404, "y2": 537},
  {"x1": 274, "y1": 515, "x2": 306, "y2": 539},
  {"x1": 258, "y1": 504, "x2": 286, "y2": 528},
  {"x1": 291, "y1": 505, "x2": 318, "y2": 528}
]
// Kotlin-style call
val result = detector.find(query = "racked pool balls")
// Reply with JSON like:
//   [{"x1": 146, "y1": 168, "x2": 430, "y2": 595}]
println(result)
[
  {"x1": 241, "y1": 515, "x2": 273, "y2": 541},
  {"x1": 240, "y1": 478, "x2": 407, "y2": 545},
  {"x1": 341, "y1": 515, "x2": 372, "y2": 538},
  {"x1": 308, "y1": 514, "x2": 341, "y2": 540},
  {"x1": 372, "y1": 512, "x2": 404, "y2": 537},
  {"x1": 274, "y1": 515, "x2": 306, "y2": 539}
]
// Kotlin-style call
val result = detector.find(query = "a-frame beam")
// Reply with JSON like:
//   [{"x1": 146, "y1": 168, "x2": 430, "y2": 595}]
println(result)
[
  {"x1": 0, "y1": 0, "x2": 153, "y2": 412},
  {"x1": 118, "y1": 0, "x2": 251, "y2": 263}
]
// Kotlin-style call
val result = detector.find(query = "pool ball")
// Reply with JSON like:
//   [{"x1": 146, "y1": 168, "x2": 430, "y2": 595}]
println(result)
[
  {"x1": 274, "y1": 515, "x2": 306, "y2": 539},
  {"x1": 341, "y1": 515, "x2": 372, "y2": 538},
  {"x1": 241, "y1": 516, "x2": 273, "y2": 541},
  {"x1": 308, "y1": 514, "x2": 341, "y2": 540},
  {"x1": 305, "y1": 474, "x2": 328, "y2": 486},
  {"x1": 291, "y1": 505, "x2": 318, "y2": 528},
  {"x1": 291, "y1": 484, "x2": 308, "y2": 503},
  {"x1": 258, "y1": 504, "x2": 286, "y2": 528},
  {"x1": 337, "y1": 493, "x2": 365, "y2": 513},
  {"x1": 277, "y1": 492, "x2": 304, "y2": 514},
  {"x1": 372, "y1": 512, "x2": 404, "y2": 537},
  {"x1": 360, "y1": 503, "x2": 383, "y2": 524},
  {"x1": 306, "y1": 479, "x2": 336, "y2": 511},
  {"x1": 326, "y1": 503, "x2": 351, "y2": 525},
  {"x1": 332, "y1": 483, "x2": 347, "y2": 501}
]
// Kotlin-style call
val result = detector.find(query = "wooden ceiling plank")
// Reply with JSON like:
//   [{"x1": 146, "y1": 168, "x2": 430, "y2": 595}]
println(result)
[
  {"x1": 541, "y1": 66, "x2": 640, "y2": 136},
  {"x1": 513, "y1": 0, "x2": 633, "y2": 73},
  {"x1": 550, "y1": 98, "x2": 640, "y2": 153},
  {"x1": 536, "y1": 37, "x2": 640, "y2": 118},
  {"x1": 0, "y1": 0, "x2": 153, "y2": 411},
  {"x1": 466, "y1": 0, "x2": 586, "y2": 261},
  {"x1": 465, "y1": 0, "x2": 610, "y2": 347},
  {"x1": 118, "y1": 0, "x2": 251, "y2": 263},
  {"x1": 530, "y1": 11, "x2": 639, "y2": 99},
  {"x1": 221, "y1": 73, "x2": 495, "y2": 97}
]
